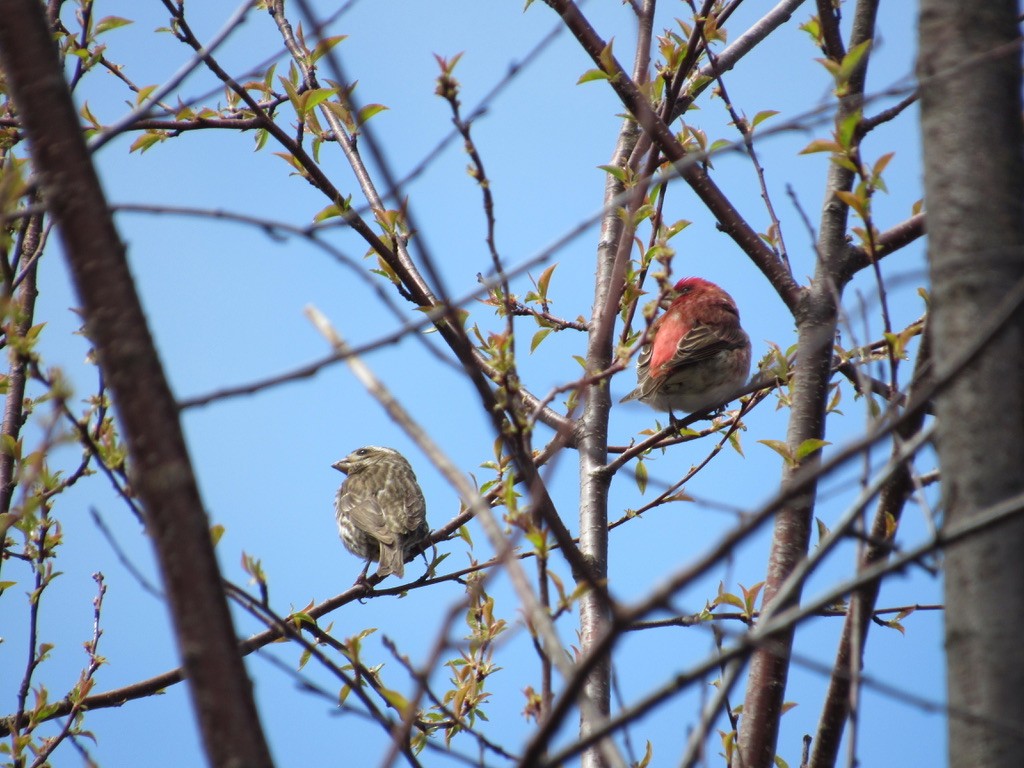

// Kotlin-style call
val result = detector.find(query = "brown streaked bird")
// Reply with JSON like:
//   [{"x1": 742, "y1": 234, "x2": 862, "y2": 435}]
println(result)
[{"x1": 332, "y1": 446, "x2": 429, "y2": 581}]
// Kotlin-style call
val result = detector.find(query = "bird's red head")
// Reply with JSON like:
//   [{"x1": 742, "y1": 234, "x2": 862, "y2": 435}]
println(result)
[
  {"x1": 660, "y1": 277, "x2": 742, "y2": 327},
  {"x1": 670, "y1": 277, "x2": 736, "y2": 305},
  {"x1": 661, "y1": 277, "x2": 731, "y2": 308},
  {"x1": 672, "y1": 276, "x2": 714, "y2": 293}
]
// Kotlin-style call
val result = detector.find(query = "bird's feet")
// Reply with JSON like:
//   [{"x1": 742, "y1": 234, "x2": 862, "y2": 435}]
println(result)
[{"x1": 353, "y1": 563, "x2": 376, "y2": 601}]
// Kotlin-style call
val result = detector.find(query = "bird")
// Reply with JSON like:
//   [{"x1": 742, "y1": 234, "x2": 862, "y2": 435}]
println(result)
[
  {"x1": 620, "y1": 276, "x2": 751, "y2": 416},
  {"x1": 332, "y1": 446, "x2": 429, "y2": 581}
]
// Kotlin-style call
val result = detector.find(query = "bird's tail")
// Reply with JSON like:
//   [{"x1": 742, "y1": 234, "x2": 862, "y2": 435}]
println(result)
[{"x1": 376, "y1": 543, "x2": 406, "y2": 579}]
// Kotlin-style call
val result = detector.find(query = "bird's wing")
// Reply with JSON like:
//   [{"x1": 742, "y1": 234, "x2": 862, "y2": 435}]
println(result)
[
  {"x1": 381, "y1": 490, "x2": 424, "y2": 537},
  {"x1": 618, "y1": 338, "x2": 660, "y2": 403},
  {"x1": 379, "y1": 463, "x2": 427, "y2": 536},
  {"x1": 664, "y1": 320, "x2": 749, "y2": 369},
  {"x1": 338, "y1": 492, "x2": 398, "y2": 546},
  {"x1": 617, "y1": 340, "x2": 658, "y2": 403},
  {"x1": 634, "y1": 339, "x2": 654, "y2": 372}
]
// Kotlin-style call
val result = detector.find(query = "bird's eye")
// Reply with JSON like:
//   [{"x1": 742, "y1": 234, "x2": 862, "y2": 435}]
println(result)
[{"x1": 356, "y1": 448, "x2": 369, "y2": 456}]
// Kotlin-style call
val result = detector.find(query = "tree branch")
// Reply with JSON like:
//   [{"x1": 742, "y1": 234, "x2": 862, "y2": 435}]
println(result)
[
  {"x1": 542, "y1": 0, "x2": 803, "y2": 313},
  {"x1": 738, "y1": 1, "x2": 881, "y2": 763},
  {"x1": 0, "y1": 4, "x2": 274, "y2": 766}
]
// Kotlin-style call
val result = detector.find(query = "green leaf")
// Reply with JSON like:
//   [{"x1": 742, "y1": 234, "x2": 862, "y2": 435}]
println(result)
[
  {"x1": 834, "y1": 189, "x2": 867, "y2": 219},
  {"x1": 632, "y1": 204, "x2": 655, "y2": 227},
  {"x1": 727, "y1": 429, "x2": 745, "y2": 457},
  {"x1": 716, "y1": 591, "x2": 744, "y2": 610},
  {"x1": 795, "y1": 438, "x2": 830, "y2": 461},
  {"x1": 381, "y1": 687, "x2": 410, "y2": 713},
  {"x1": 278, "y1": 75, "x2": 301, "y2": 112},
  {"x1": 758, "y1": 439, "x2": 793, "y2": 464},
  {"x1": 0, "y1": 435, "x2": 21, "y2": 459},
  {"x1": 577, "y1": 68, "x2": 610, "y2": 84},
  {"x1": 635, "y1": 459, "x2": 648, "y2": 494},
  {"x1": 837, "y1": 110, "x2": 861, "y2": 150},
  {"x1": 883, "y1": 330, "x2": 903, "y2": 358},
  {"x1": 832, "y1": 153, "x2": 858, "y2": 173},
  {"x1": 525, "y1": 528, "x2": 549, "y2": 555},
  {"x1": 530, "y1": 328, "x2": 552, "y2": 353},
  {"x1": 751, "y1": 109, "x2": 779, "y2": 129},
  {"x1": 598, "y1": 164, "x2": 626, "y2": 182},
  {"x1": 826, "y1": 383, "x2": 843, "y2": 414},
  {"x1": 129, "y1": 132, "x2": 167, "y2": 154},
  {"x1": 136, "y1": 84, "x2": 158, "y2": 105},
  {"x1": 94, "y1": 16, "x2": 133, "y2": 34},
  {"x1": 799, "y1": 18, "x2": 822, "y2": 43},
  {"x1": 272, "y1": 152, "x2": 307, "y2": 177},
  {"x1": 310, "y1": 34, "x2": 347, "y2": 64},
  {"x1": 291, "y1": 611, "x2": 317, "y2": 629},
  {"x1": 305, "y1": 87, "x2": 338, "y2": 112},
  {"x1": 799, "y1": 138, "x2": 841, "y2": 155},
  {"x1": 837, "y1": 39, "x2": 872, "y2": 85},
  {"x1": 597, "y1": 39, "x2": 617, "y2": 73},
  {"x1": 323, "y1": 101, "x2": 356, "y2": 133},
  {"x1": 314, "y1": 204, "x2": 343, "y2": 222},
  {"x1": 817, "y1": 57, "x2": 840, "y2": 79},
  {"x1": 536, "y1": 263, "x2": 557, "y2": 297},
  {"x1": 873, "y1": 151, "x2": 895, "y2": 178},
  {"x1": 357, "y1": 103, "x2": 388, "y2": 125},
  {"x1": 663, "y1": 219, "x2": 691, "y2": 239},
  {"x1": 740, "y1": 581, "x2": 764, "y2": 617}
]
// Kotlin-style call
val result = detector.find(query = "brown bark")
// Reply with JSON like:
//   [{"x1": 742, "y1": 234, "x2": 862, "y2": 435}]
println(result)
[
  {"x1": 737, "y1": 1, "x2": 880, "y2": 764},
  {"x1": 808, "y1": 330, "x2": 933, "y2": 768},
  {"x1": 0, "y1": 213, "x2": 43, "y2": 520},
  {"x1": 919, "y1": 1, "x2": 1024, "y2": 766}
]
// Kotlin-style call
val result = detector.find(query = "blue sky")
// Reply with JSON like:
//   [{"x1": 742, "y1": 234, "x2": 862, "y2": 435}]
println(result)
[{"x1": 1, "y1": 1, "x2": 944, "y2": 766}]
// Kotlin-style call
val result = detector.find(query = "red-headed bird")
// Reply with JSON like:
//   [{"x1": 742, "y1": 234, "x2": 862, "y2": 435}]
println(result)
[{"x1": 620, "y1": 277, "x2": 751, "y2": 415}]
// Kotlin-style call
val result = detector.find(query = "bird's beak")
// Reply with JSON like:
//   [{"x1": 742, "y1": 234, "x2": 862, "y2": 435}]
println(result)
[{"x1": 332, "y1": 460, "x2": 349, "y2": 474}]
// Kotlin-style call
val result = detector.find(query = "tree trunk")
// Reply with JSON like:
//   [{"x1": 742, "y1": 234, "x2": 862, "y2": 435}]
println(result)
[{"x1": 919, "y1": 2, "x2": 1024, "y2": 766}]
